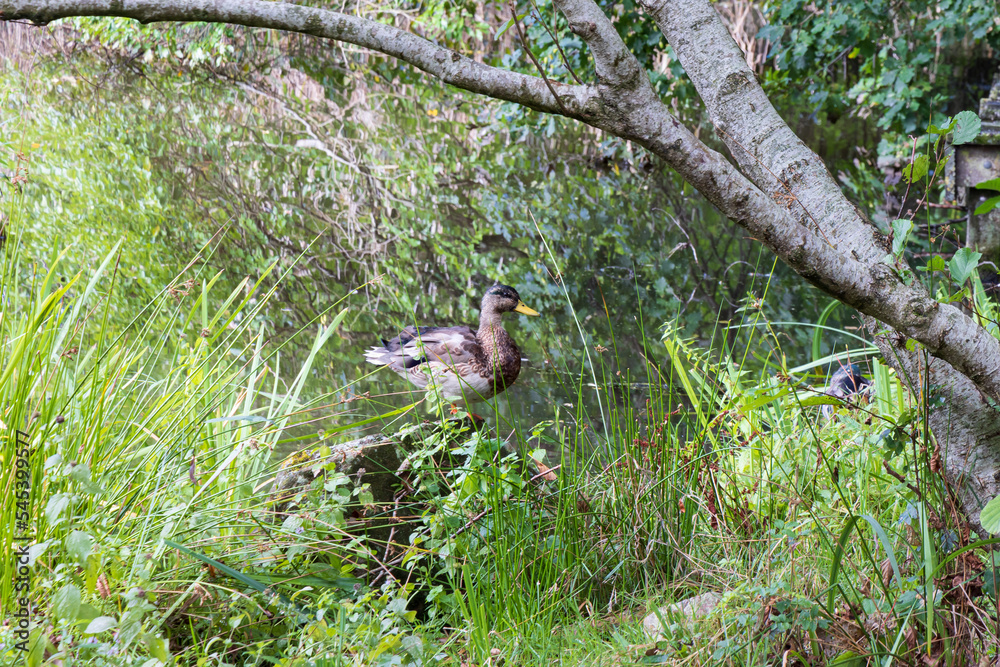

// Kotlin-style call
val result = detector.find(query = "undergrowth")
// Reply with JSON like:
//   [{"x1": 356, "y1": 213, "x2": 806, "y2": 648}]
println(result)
[{"x1": 2, "y1": 210, "x2": 1000, "y2": 666}]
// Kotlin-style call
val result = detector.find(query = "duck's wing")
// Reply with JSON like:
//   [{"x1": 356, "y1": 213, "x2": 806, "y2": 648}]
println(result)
[{"x1": 365, "y1": 325, "x2": 480, "y2": 372}]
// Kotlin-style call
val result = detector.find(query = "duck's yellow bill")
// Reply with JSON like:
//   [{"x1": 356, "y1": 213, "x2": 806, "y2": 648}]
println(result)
[{"x1": 514, "y1": 301, "x2": 540, "y2": 316}]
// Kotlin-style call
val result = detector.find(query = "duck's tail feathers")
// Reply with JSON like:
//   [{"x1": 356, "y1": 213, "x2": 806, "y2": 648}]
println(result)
[{"x1": 364, "y1": 345, "x2": 394, "y2": 367}]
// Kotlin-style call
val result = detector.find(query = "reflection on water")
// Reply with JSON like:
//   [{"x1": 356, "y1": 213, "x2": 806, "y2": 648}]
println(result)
[{"x1": 281, "y1": 353, "x2": 631, "y2": 463}]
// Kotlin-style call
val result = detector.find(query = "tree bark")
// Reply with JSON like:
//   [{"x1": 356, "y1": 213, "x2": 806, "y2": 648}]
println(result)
[
  {"x1": 4, "y1": 0, "x2": 1000, "y2": 530},
  {"x1": 641, "y1": 0, "x2": 1000, "y2": 533}
]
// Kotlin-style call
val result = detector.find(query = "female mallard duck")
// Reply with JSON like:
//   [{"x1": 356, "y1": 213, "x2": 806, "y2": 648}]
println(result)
[
  {"x1": 364, "y1": 284, "x2": 539, "y2": 405},
  {"x1": 821, "y1": 363, "x2": 872, "y2": 419}
]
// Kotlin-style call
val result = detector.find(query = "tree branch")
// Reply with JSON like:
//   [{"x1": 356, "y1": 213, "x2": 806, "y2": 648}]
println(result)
[
  {"x1": 509, "y1": 0, "x2": 568, "y2": 115},
  {"x1": 641, "y1": 0, "x2": 882, "y2": 263},
  {"x1": 0, "y1": 0, "x2": 600, "y2": 117},
  {"x1": 550, "y1": 0, "x2": 1000, "y2": 402},
  {"x1": 639, "y1": 0, "x2": 1000, "y2": 532}
]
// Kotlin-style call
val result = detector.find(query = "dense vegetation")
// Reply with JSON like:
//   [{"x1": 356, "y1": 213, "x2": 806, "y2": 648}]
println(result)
[{"x1": 2, "y1": 0, "x2": 999, "y2": 664}]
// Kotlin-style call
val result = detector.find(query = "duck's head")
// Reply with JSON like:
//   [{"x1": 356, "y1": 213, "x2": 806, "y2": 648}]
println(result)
[
  {"x1": 482, "y1": 284, "x2": 539, "y2": 317},
  {"x1": 829, "y1": 363, "x2": 870, "y2": 396}
]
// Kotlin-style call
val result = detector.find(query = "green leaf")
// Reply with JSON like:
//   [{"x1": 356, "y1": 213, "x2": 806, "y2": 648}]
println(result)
[
  {"x1": 45, "y1": 494, "x2": 72, "y2": 525},
  {"x1": 741, "y1": 386, "x2": 790, "y2": 410},
  {"x1": 948, "y1": 247, "x2": 982, "y2": 284},
  {"x1": 799, "y1": 395, "x2": 843, "y2": 407},
  {"x1": 901, "y1": 155, "x2": 929, "y2": 183},
  {"x1": 927, "y1": 117, "x2": 956, "y2": 135},
  {"x1": 829, "y1": 650, "x2": 864, "y2": 667},
  {"x1": 891, "y1": 218, "x2": 913, "y2": 256},
  {"x1": 494, "y1": 16, "x2": 514, "y2": 39},
  {"x1": 953, "y1": 110, "x2": 982, "y2": 145},
  {"x1": 975, "y1": 177, "x2": 1000, "y2": 192},
  {"x1": 52, "y1": 584, "x2": 81, "y2": 621},
  {"x1": 941, "y1": 287, "x2": 970, "y2": 303},
  {"x1": 981, "y1": 495, "x2": 1000, "y2": 534},
  {"x1": 143, "y1": 634, "x2": 171, "y2": 662},
  {"x1": 920, "y1": 255, "x2": 947, "y2": 273},
  {"x1": 26, "y1": 628, "x2": 46, "y2": 667},
  {"x1": 828, "y1": 514, "x2": 903, "y2": 614},
  {"x1": 65, "y1": 531, "x2": 94, "y2": 565},
  {"x1": 494, "y1": 11, "x2": 529, "y2": 40},
  {"x1": 117, "y1": 610, "x2": 144, "y2": 648},
  {"x1": 162, "y1": 538, "x2": 313, "y2": 619},
  {"x1": 84, "y1": 616, "x2": 117, "y2": 634},
  {"x1": 974, "y1": 195, "x2": 1000, "y2": 216}
]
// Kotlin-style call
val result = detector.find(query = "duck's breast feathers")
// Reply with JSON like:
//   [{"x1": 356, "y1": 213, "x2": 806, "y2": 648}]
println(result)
[{"x1": 365, "y1": 325, "x2": 481, "y2": 371}]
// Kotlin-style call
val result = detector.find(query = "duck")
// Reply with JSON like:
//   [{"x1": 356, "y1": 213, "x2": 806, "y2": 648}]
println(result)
[
  {"x1": 821, "y1": 363, "x2": 872, "y2": 419},
  {"x1": 364, "y1": 284, "x2": 540, "y2": 406}
]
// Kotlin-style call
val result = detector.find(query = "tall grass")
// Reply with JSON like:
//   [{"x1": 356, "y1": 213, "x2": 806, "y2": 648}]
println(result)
[
  {"x1": 444, "y1": 267, "x2": 1000, "y2": 664},
  {"x1": 0, "y1": 211, "x2": 378, "y2": 663},
  {"x1": 4, "y1": 196, "x2": 999, "y2": 665}
]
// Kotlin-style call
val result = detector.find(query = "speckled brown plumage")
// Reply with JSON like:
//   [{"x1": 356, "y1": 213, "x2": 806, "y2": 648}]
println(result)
[{"x1": 364, "y1": 285, "x2": 539, "y2": 405}]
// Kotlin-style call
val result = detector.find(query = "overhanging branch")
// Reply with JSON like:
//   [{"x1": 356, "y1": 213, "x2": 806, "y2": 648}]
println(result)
[{"x1": 0, "y1": 0, "x2": 600, "y2": 117}]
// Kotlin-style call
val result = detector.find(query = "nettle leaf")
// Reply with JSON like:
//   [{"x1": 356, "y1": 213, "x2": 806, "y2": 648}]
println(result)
[
  {"x1": 891, "y1": 218, "x2": 914, "y2": 256},
  {"x1": 953, "y1": 110, "x2": 982, "y2": 145},
  {"x1": 66, "y1": 530, "x2": 94, "y2": 565},
  {"x1": 45, "y1": 493, "x2": 72, "y2": 525},
  {"x1": 84, "y1": 616, "x2": 117, "y2": 634},
  {"x1": 53, "y1": 584, "x2": 82, "y2": 621},
  {"x1": 981, "y1": 494, "x2": 1000, "y2": 534},
  {"x1": 901, "y1": 155, "x2": 929, "y2": 183},
  {"x1": 948, "y1": 247, "x2": 982, "y2": 284}
]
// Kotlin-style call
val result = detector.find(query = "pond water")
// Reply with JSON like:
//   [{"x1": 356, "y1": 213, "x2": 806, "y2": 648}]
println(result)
[{"x1": 279, "y1": 261, "x2": 872, "y2": 461}]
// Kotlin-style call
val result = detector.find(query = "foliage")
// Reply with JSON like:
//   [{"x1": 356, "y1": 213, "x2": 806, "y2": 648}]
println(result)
[
  {"x1": 973, "y1": 177, "x2": 1000, "y2": 216},
  {"x1": 761, "y1": 0, "x2": 998, "y2": 136},
  {"x1": 886, "y1": 111, "x2": 1000, "y2": 334},
  {"x1": 6, "y1": 7, "x2": 1000, "y2": 663},
  {"x1": 5, "y1": 184, "x2": 1000, "y2": 663}
]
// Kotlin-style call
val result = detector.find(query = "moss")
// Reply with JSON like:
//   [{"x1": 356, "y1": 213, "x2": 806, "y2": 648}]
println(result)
[{"x1": 298, "y1": 10, "x2": 326, "y2": 35}]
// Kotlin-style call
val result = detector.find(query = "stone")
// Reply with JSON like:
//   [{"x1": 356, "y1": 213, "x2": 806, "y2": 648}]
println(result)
[{"x1": 642, "y1": 592, "x2": 722, "y2": 638}]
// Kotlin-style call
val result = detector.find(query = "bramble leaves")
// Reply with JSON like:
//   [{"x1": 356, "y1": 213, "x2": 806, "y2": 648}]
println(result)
[{"x1": 948, "y1": 247, "x2": 982, "y2": 285}]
